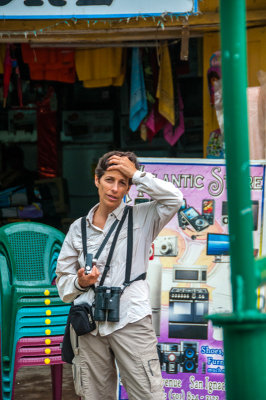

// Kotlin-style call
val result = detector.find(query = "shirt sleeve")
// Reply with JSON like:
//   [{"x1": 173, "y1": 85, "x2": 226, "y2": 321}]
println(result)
[
  {"x1": 55, "y1": 222, "x2": 88, "y2": 303},
  {"x1": 132, "y1": 170, "x2": 183, "y2": 240}
]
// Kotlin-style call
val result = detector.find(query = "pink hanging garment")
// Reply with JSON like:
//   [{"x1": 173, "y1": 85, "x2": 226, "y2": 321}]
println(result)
[
  {"x1": 145, "y1": 100, "x2": 167, "y2": 141},
  {"x1": 163, "y1": 89, "x2": 185, "y2": 146},
  {"x1": 3, "y1": 45, "x2": 12, "y2": 108}
]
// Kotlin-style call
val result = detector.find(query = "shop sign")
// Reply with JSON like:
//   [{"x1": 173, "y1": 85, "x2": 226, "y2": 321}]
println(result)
[
  {"x1": 0, "y1": 0, "x2": 197, "y2": 19},
  {"x1": 120, "y1": 158, "x2": 265, "y2": 400}
]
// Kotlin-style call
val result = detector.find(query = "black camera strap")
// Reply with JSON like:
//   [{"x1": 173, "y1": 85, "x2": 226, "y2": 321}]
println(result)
[
  {"x1": 124, "y1": 205, "x2": 133, "y2": 285},
  {"x1": 81, "y1": 205, "x2": 146, "y2": 292},
  {"x1": 99, "y1": 206, "x2": 130, "y2": 286},
  {"x1": 81, "y1": 215, "x2": 119, "y2": 263},
  {"x1": 121, "y1": 206, "x2": 146, "y2": 293},
  {"x1": 99, "y1": 205, "x2": 146, "y2": 291}
]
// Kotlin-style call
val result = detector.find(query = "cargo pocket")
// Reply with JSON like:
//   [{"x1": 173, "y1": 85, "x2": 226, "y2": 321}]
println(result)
[
  {"x1": 72, "y1": 358, "x2": 84, "y2": 397},
  {"x1": 70, "y1": 325, "x2": 85, "y2": 398},
  {"x1": 141, "y1": 354, "x2": 163, "y2": 393}
]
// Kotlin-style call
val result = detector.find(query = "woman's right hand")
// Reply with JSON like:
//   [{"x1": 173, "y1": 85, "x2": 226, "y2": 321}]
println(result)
[{"x1": 77, "y1": 266, "x2": 100, "y2": 288}]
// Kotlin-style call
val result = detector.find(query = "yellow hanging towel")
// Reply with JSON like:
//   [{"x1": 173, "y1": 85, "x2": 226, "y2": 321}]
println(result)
[
  {"x1": 75, "y1": 47, "x2": 126, "y2": 88},
  {"x1": 156, "y1": 42, "x2": 175, "y2": 126}
]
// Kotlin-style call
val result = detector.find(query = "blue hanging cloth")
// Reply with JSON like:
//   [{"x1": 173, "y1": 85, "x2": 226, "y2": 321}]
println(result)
[{"x1": 129, "y1": 48, "x2": 148, "y2": 132}]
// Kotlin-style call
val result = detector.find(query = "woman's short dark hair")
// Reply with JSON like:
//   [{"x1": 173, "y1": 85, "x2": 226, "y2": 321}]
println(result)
[{"x1": 95, "y1": 150, "x2": 140, "y2": 186}]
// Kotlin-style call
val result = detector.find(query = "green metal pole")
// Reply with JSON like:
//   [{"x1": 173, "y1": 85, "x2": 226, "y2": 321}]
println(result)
[
  {"x1": 207, "y1": 1, "x2": 266, "y2": 399},
  {"x1": 220, "y1": 0, "x2": 255, "y2": 312}
]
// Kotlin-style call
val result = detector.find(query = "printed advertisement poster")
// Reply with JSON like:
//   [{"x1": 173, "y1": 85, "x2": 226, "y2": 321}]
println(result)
[{"x1": 119, "y1": 159, "x2": 265, "y2": 400}]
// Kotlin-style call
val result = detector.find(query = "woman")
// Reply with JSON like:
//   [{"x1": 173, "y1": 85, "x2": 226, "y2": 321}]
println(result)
[{"x1": 56, "y1": 150, "x2": 183, "y2": 400}]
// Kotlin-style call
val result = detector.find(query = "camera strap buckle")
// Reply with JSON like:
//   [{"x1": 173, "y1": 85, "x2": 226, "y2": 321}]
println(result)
[
  {"x1": 121, "y1": 272, "x2": 147, "y2": 295},
  {"x1": 120, "y1": 282, "x2": 130, "y2": 296}
]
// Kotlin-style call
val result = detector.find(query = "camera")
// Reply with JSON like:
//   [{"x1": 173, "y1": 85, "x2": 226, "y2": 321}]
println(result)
[
  {"x1": 94, "y1": 286, "x2": 121, "y2": 322},
  {"x1": 84, "y1": 253, "x2": 93, "y2": 275},
  {"x1": 84, "y1": 254, "x2": 98, "y2": 275},
  {"x1": 154, "y1": 236, "x2": 178, "y2": 257}
]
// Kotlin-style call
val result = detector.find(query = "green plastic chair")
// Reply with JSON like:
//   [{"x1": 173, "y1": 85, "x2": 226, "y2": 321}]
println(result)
[{"x1": 0, "y1": 222, "x2": 67, "y2": 400}]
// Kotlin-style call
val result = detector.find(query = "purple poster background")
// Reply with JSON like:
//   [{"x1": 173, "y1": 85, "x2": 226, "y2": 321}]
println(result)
[{"x1": 119, "y1": 160, "x2": 265, "y2": 400}]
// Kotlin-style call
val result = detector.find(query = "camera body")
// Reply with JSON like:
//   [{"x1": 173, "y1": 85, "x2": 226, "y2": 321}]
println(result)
[
  {"x1": 84, "y1": 254, "x2": 97, "y2": 275},
  {"x1": 153, "y1": 236, "x2": 178, "y2": 257},
  {"x1": 84, "y1": 253, "x2": 93, "y2": 275},
  {"x1": 94, "y1": 286, "x2": 121, "y2": 322}
]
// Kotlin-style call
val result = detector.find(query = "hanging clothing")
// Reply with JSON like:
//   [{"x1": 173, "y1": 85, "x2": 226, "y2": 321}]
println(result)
[
  {"x1": 0, "y1": 44, "x2": 5, "y2": 74},
  {"x1": 75, "y1": 47, "x2": 126, "y2": 88},
  {"x1": 145, "y1": 100, "x2": 167, "y2": 141},
  {"x1": 21, "y1": 44, "x2": 76, "y2": 83},
  {"x1": 248, "y1": 86, "x2": 265, "y2": 160},
  {"x1": 146, "y1": 44, "x2": 184, "y2": 145},
  {"x1": 3, "y1": 45, "x2": 23, "y2": 108},
  {"x1": 163, "y1": 87, "x2": 185, "y2": 146},
  {"x1": 3, "y1": 45, "x2": 12, "y2": 108},
  {"x1": 156, "y1": 43, "x2": 175, "y2": 126},
  {"x1": 14, "y1": 45, "x2": 30, "y2": 81},
  {"x1": 257, "y1": 70, "x2": 266, "y2": 160},
  {"x1": 129, "y1": 48, "x2": 148, "y2": 132},
  {"x1": 169, "y1": 43, "x2": 181, "y2": 128},
  {"x1": 142, "y1": 48, "x2": 159, "y2": 113},
  {"x1": 37, "y1": 87, "x2": 59, "y2": 179}
]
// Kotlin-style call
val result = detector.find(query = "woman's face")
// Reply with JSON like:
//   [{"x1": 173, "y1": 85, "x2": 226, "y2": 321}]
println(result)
[{"x1": 95, "y1": 170, "x2": 130, "y2": 211}]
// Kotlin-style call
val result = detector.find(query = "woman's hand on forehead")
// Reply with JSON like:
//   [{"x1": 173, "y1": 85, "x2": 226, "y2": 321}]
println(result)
[{"x1": 107, "y1": 156, "x2": 137, "y2": 178}]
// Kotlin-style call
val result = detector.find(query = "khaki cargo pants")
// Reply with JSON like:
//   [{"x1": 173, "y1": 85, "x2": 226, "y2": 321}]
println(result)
[{"x1": 70, "y1": 315, "x2": 164, "y2": 400}]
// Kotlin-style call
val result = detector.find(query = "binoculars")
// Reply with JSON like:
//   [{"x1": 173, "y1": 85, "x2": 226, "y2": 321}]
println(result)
[{"x1": 94, "y1": 286, "x2": 121, "y2": 322}]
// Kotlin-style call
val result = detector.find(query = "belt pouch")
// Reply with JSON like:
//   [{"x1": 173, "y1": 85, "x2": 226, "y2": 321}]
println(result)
[{"x1": 70, "y1": 303, "x2": 96, "y2": 336}]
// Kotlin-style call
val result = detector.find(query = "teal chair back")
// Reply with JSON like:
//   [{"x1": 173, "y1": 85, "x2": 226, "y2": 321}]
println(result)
[{"x1": 2, "y1": 222, "x2": 65, "y2": 285}]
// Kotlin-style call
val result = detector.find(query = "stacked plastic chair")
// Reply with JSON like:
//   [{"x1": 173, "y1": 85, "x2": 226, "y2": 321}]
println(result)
[{"x1": 0, "y1": 221, "x2": 71, "y2": 400}]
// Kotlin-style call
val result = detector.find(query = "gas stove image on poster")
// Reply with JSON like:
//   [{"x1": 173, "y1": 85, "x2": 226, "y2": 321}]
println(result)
[{"x1": 119, "y1": 159, "x2": 265, "y2": 400}]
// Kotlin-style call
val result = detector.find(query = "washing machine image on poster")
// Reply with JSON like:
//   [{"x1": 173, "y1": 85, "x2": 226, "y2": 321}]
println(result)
[{"x1": 118, "y1": 159, "x2": 265, "y2": 400}]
